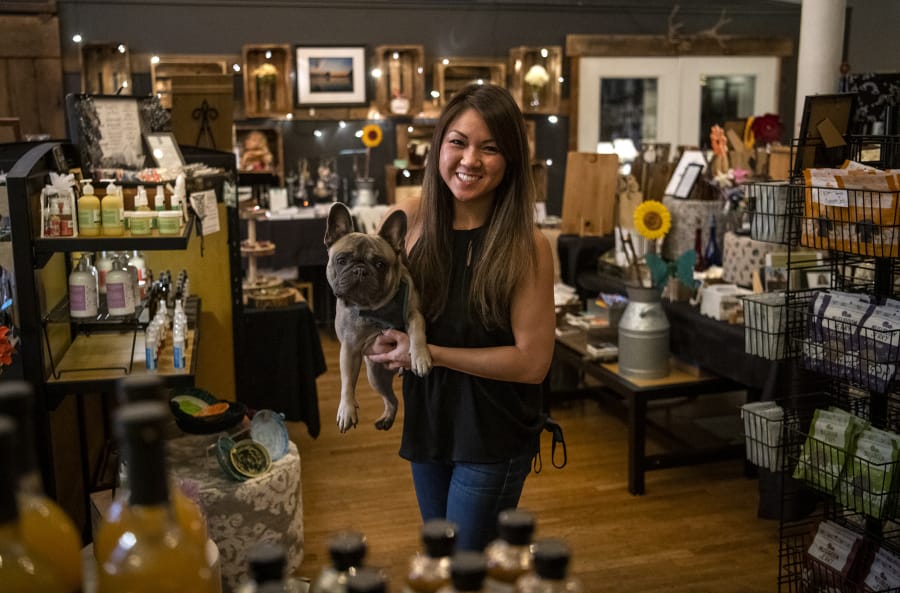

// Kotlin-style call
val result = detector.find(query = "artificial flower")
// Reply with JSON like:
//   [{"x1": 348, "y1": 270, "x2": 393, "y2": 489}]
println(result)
[
  {"x1": 0, "y1": 325, "x2": 15, "y2": 368},
  {"x1": 361, "y1": 124, "x2": 383, "y2": 148},
  {"x1": 524, "y1": 64, "x2": 550, "y2": 88},
  {"x1": 633, "y1": 200, "x2": 672, "y2": 240},
  {"x1": 751, "y1": 113, "x2": 783, "y2": 145},
  {"x1": 710, "y1": 124, "x2": 728, "y2": 158}
]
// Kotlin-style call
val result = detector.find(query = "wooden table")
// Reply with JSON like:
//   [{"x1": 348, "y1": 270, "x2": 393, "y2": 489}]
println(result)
[{"x1": 554, "y1": 330, "x2": 745, "y2": 495}]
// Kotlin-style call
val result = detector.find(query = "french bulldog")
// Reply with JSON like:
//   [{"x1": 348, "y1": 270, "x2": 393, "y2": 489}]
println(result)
[{"x1": 324, "y1": 202, "x2": 432, "y2": 433}]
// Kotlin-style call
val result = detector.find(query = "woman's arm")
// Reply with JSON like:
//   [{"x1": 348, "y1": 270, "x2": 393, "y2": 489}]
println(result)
[{"x1": 368, "y1": 228, "x2": 556, "y2": 385}]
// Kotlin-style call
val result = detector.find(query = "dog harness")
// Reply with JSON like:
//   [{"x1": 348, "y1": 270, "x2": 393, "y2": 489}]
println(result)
[{"x1": 356, "y1": 279, "x2": 410, "y2": 331}]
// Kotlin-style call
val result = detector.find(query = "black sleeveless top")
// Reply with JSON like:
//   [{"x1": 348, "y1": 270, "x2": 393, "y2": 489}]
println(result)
[{"x1": 399, "y1": 227, "x2": 544, "y2": 464}]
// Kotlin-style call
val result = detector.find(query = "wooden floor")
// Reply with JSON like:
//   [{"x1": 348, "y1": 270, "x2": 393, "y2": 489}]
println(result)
[{"x1": 287, "y1": 330, "x2": 779, "y2": 592}]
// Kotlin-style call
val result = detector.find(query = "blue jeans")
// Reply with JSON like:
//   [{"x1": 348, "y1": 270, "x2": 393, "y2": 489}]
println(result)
[{"x1": 410, "y1": 454, "x2": 533, "y2": 551}]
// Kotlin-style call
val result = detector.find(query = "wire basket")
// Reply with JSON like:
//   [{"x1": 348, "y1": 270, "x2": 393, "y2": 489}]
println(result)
[
  {"x1": 743, "y1": 291, "x2": 789, "y2": 360},
  {"x1": 746, "y1": 181, "x2": 799, "y2": 245},
  {"x1": 742, "y1": 401, "x2": 785, "y2": 471}
]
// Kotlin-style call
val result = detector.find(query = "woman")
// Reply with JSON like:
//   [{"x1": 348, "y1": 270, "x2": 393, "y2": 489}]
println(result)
[{"x1": 367, "y1": 83, "x2": 556, "y2": 550}]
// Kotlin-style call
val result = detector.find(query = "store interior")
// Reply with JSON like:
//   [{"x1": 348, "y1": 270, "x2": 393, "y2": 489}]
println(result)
[{"x1": 1, "y1": 0, "x2": 899, "y2": 591}]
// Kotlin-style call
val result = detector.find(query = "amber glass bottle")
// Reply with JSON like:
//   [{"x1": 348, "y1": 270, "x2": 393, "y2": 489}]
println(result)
[
  {"x1": 95, "y1": 398, "x2": 213, "y2": 593},
  {"x1": 405, "y1": 519, "x2": 458, "y2": 593},
  {"x1": 94, "y1": 375, "x2": 207, "y2": 564},
  {"x1": 0, "y1": 382, "x2": 83, "y2": 593},
  {"x1": 515, "y1": 539, "x2": 583, "y2": 593},
  {"x1": 441, "y1": 551, "x2": 489, "y2": 593},
  {"x1": 311, "y1": 530, "x2": 368, "y2": 593},
  {"x1": 0, "y1": 415, "x2": 70, "y2": 592},
  {"x1": 484, "y1": 509, "x2": 536, "y2": 593}
]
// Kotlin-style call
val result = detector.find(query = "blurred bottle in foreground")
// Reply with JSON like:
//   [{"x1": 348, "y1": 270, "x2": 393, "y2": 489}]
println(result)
[
  {"x1": 515, "y1": 540, "x2": 582, "y2": 593},
  {"x1": 484, "y1": 509, "x2": 536, "y2": 593},
  {"x1": 405, "y1": 519, "x2": 457, "y2": 593},
  {"x1": 311, "y1": 530, "x2": 368, "y2": 593},
  {"x1": 237, "y1": 540, "x2": 306, "y2": 593}
]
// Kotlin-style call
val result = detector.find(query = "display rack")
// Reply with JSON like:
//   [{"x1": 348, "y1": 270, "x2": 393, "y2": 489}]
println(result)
[{"x1": 743, "y1": 132, "x2": 900, "y2": 592}]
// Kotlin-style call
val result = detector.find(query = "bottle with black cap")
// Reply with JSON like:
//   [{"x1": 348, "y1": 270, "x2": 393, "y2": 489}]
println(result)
[
  {"x1": 404, "y1": 519, "x2": 458, "y2": 593},
  {"x1": 0, "y1": 415, "x2": 70, "y2": 592},
  {"x1": 0, "y1": 381, "x2": 83, "y2": 593},
  {"x1": 95, "y1": 397, "x2": 214, "y2": 593},
  {"x1": 311, "y1": 530, "x2": 368, "y2": 593},
  {"x1": 439, "y1": 551, "x2": 488, "y2": 593},
  {"x1": 514, "y1": 539, "x2": 582, "y2": 593},
  {"x1": 95, "y1": 375, "x2": 208, "y2": 564},
  {"x1": 347, "y1": 567, "x2": 388, "y2": 593},
  {"x1": 237, "y1": 541, "x2": 305, "y2": 593},
  {"x1": 484, "y1": 509, "x2": 536, "y2": 593}
]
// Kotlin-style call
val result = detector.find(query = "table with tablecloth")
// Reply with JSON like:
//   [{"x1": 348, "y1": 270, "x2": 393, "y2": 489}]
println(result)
[{"x1": 167, "y1": 434, "x2": 303, "y2": 593}]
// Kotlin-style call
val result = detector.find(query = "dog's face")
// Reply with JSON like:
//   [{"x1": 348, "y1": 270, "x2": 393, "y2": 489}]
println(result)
[{"x1": 324, "y1": 202, "x2": 408, "y2": 309}]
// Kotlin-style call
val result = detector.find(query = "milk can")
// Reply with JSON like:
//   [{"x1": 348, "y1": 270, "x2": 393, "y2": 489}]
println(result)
[{"x1": 617, "y1": 284, "x2": 670, "y2": 379}]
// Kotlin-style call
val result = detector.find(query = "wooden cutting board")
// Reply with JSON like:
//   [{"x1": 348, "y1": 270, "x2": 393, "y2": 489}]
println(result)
[{"x1": 560, "y1": 151, "x2": 619, "y2": 236}]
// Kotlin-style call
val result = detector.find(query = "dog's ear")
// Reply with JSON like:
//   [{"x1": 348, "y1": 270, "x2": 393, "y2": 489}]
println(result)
[
  {"x1": 378, "y1": 209, "x2": 407, "y2": 254},
  {"x1": 324, "y1": 202, "x2": 354, "y2": 248}
]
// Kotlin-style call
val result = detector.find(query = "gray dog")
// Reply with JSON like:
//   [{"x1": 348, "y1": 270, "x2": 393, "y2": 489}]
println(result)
[{"x1": 324, "y1": 202, "x2": 432, "y2": 433}]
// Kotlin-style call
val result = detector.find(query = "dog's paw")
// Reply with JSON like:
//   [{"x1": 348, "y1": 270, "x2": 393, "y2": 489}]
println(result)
[
  {"x1": 374, "y1": 411, "x2": 396, "y2": 431},
  {"x1": 409, "y1": 349, "x2": 433, "y2": 377},
  {"x1": 336, "y1": 402, "x2": 359, "y2": 433}
]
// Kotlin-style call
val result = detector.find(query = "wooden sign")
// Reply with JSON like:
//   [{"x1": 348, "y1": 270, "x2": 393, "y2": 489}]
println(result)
[{"x1": 561, "y1": 152, "x2": 619, "y2": 235}]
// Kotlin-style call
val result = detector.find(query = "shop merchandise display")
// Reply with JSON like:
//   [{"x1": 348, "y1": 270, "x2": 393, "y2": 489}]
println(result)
[
  {"x1": 237, "y1": 541, "x2": 307, "y2": 593},
  {"x1": 95, "y1": 392, "x2": 214, "y2": 593},
  {"x1": 515, "y1": 539, "x2": 583, "y2": 593},
  {"x1": 404, "y1": 519, "x2": 458, "y2": 593},
  {"x1": 484, "y1": 509, "x2": 536, "y2": 593},
  {"x1": 441, "y1": 551, "x2": 488, "y2": 593},
  {"x1": 0, "y1": 382, "x2": 83, "y2": 593},
  {"x1": 310, "y1": 531, "x2": 368, "y2": 593},
  {"x1": 0, "y1": 416, "x2": 71, "y2": 592},
  {"x1": 77, "y1": 179, "x2": 101, "y2": 236}
]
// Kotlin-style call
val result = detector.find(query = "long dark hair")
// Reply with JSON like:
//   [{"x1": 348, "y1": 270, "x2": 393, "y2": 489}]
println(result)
[{"x1": 411, "y1": 83, "x2": 537, "y2": 329}]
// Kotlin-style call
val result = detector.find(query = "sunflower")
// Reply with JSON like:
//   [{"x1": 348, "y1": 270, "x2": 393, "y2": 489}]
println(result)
[
  {"x1": 633, "y1": 200, "x2": 672, "y2": 240},
  {"x1": 361, "y1": 124, "x2": 383, "y2": 148}
]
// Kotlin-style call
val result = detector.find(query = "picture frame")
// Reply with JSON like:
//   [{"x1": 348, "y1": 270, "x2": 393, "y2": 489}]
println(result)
[
  {"x1": 664, "y1": 149, "x2": 707, "y2": 198},
  {"x1": 793, "y1": 93, "x2": 858, "y2": 174},
  {"x1": 144, "y1": 132, "x2": 185, "y2": 170},
  {"x1": 295, "y1": 46, "x2": 367, "y2": 107},
  {"x1": 806, "y1": 271, "x2": 832, "y2": 289},
  {"x1": 673, "y1": 163, "x2": 704, "y2": 199},
  {"x1": 234, "y1": 124, "x2": 284, "y2": 184}
]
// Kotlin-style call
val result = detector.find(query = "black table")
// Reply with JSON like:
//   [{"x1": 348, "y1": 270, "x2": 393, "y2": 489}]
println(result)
[
  {"x1": 235, "y1": 302, "x2": 326, "y2": 438},
  {"x1": 554, "y1": 330, "x2": 744, "y2": 494}
]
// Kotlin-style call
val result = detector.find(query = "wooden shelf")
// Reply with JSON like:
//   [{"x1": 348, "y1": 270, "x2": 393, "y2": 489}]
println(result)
[{"x1": 33, "y1": 215, "x2": 194, "y2": 257}]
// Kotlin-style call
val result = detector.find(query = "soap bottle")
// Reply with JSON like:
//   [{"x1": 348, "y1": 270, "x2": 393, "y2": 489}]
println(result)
[
  {"x1": 130, "y1": 186, "x2": 153, "y2": 236},
  {"x1": 68, "y1": 254, "x2": 99, "y2": 319},
  {"x1": 172, "y1": 174, "x2": 186, "y2": 213},
  {"x1": 130, "y1": 250, "x2": 148, "y2": 299},
  {"x1": 105, "y1": 254, "x2": 136, "y2": 316},
  {"x1": 77, "y1": 180, "x2": 101, "y2": 236},
  {"x1": 405, "y1": 519, "x2": 457, "y2": 593},
  {"x1": 514, "y1": 539, "x2": 583, "y2": 593},
  {"x1": 484, "y1": 509, "x2": 536, "y2": 593},
  {"x1": 310, "y1": 531, "x2": 368, "y2": 593},
  {"x1": 101, "y1": 181, "x2": 125, "y2": 236},
  {"x1": 95, "y1": 250, "x2": 113, "y2": 295}
]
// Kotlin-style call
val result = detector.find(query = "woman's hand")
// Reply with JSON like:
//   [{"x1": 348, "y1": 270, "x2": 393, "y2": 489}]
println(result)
[{"x1": 367, "y1": 329, "x2": 412, "y2": 373}]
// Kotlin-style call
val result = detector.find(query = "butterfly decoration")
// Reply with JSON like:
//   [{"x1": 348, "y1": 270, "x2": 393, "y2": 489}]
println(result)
[{"x1": 645, "y1": 250, "x2": 697, "y2": 291}]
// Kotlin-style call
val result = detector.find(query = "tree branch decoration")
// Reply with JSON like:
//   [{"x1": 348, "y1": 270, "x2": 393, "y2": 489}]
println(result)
[{"x1": 667, "y1": 5, "x2": 733, "y2": 51}]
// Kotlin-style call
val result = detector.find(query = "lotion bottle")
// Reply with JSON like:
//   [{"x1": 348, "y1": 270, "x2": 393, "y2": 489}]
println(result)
[
  {"x1": 101, "y1": 181, "x2": 125, "y2": 236},
  {"x1": 96, "y1": 250, "x2": 113, "y2": 295},
  {"x1": 68, "y1": 254, "x2": 99, "y2": 319},
  {"x1": 105, "y1": 255, "x2": 136, "y2": 316}
]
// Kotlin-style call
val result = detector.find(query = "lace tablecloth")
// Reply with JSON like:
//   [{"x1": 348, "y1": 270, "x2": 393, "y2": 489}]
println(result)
[{"x1": 167, "y1": 433, "x2": 303, "y2": 593}]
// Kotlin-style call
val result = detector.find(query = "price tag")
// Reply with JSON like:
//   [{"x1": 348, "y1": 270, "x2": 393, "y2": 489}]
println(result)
[{"x1": 818, "y1": 188, "x2": 849, "y2": 207}]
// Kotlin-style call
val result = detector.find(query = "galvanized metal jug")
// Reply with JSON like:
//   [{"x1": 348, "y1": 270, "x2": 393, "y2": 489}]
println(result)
[{"x1": 617, "y1": 284, "x2": 670, "y2": 379}]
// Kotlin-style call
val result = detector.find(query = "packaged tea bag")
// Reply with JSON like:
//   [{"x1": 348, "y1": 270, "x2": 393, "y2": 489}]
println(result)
[
  {"x1": 793, "y1": 408, "x2": 867, "y2": 492},
  {"x1": 838, "y1": 426, "x2": 900, "y2": 517},
  {"x1": 741, "y1": 402, "x2": 784, "y2": 471},
  {"x1": 806, "y1": 519, "x2": 863, "y2": 579},
  {"x1": 864, "y1": 547, "x2": 900, "y2": 592}
]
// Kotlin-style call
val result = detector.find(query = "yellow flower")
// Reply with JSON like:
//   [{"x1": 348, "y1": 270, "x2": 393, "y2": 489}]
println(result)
[
  {"x1": 361, "y1": 124, "x2": 383, "y2": 148},
  {"x1": 633, "y1": 200, "x2": 672, "y2": 240}
]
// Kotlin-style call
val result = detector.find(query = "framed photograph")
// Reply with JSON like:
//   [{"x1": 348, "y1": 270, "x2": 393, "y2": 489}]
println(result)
[
  {"x1": 144, "y1": 132, "x2": 185, "y2": 170},
  {"x1": 673, "y1": 163, "x2": 704, "y2": 199},
  {"x1": 806, "y1": 271, "x2": 832, "y2": 289},
  {"x1": 295, "y1": 46, "x2": 366, "y2": 106}
]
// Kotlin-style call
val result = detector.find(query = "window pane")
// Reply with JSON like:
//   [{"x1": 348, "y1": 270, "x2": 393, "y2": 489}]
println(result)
[
  {"x1": 599, "y1": 78, "x2": 658, "y2": 147},
  {"x1": 699, "y1": 75, "x2": 756, "y2": 148}
]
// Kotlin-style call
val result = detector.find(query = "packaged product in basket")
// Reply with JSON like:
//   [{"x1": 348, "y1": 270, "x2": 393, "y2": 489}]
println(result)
[
  {"x1": 740, "y1": 401, "x2": 784, "y2": 472},
  {"x1": 863, "y1": 547, "x2": 900, "y2": 592},
  {"x1": 838, "y1": 426, "x2": 900, "y2": 518},
  {"x1": 793, "y1": 408, "x2": 867, "y2": 492},
  {"x1": 806, "y1": 519, "x2": 863, "y2": 580}
]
